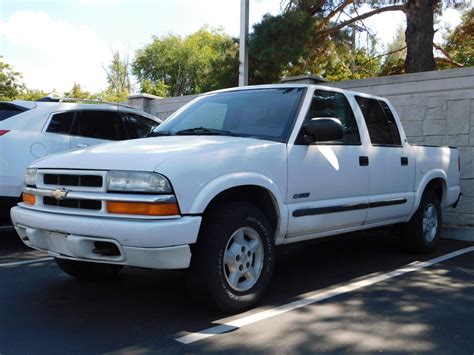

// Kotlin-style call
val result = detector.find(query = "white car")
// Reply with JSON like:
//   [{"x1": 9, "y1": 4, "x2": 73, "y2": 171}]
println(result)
[
  {"x1": 11, "y1": 85, "x2": 462, "y2": 312},
  {"x1": 0, "y1": 99, "x2": 161, "y2": 223}
]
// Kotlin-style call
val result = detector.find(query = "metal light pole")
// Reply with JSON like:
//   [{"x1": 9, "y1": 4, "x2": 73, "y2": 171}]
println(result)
[{"x1": 239, "y1": 0, "x2": 249, "y2": 86}]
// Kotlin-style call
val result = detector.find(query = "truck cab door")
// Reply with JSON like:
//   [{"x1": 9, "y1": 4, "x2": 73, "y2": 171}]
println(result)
[
  {"x1": 354, "y1": 96, "x2": 416, "y2": 224},
  {"x1": 286, "y1": 89, "x2": 370, "y2": 239}
]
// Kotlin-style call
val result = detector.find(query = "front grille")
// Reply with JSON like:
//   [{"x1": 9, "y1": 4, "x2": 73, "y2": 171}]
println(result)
[
  {"x1": 43, "y1": 197, "x2": 101, "y2": 210},
  {"x1": 44, "y1": 174, "x2": 103, "y2": 187}
]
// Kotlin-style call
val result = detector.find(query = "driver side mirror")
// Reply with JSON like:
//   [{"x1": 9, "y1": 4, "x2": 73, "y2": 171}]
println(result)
[{"x1": 302, "y1": 117, "x2": 344, "y2": 144}]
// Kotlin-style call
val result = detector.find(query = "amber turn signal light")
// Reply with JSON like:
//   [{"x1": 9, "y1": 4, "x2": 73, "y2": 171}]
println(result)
[
  {"x1": 22, "y1": 193, "x2": 36, "y2": 205},
  {"x1": 106, "y1": 201, "x2": 180, "y2": 216}
]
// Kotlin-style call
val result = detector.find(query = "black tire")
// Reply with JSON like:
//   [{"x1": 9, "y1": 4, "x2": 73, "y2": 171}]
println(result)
[
  {"x1": 188, "y1": 201, "x2": 275, "y2": 313},
  {"x1": 401, "y1": 189, "x2": 441, "y2": 254},
  {"x1": 55, "y1": 258, "x2": 123, "y2": 281}
]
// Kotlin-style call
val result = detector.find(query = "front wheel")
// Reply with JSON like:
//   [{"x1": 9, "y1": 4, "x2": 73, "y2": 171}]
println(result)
[
  {"x1": 55, "y1": 258, "x2": 123, "y2": 281},
  {"x1": 401, "y1": 189, "x2": 441, "y2": 254},
  {"x1": 188, "y1": 202, "x2": 275, "y2": 313}
]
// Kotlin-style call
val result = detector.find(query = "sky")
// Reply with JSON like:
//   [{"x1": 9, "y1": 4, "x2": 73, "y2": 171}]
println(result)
[{"x1": 0, "y1": 0, "x2": 465, "y2": 94}]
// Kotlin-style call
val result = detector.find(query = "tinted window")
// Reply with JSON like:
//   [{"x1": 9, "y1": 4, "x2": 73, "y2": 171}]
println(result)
[
  {"x1": 171, "y1": 102, "x2": 227, "y2": 133},
  {"x1": 46, "y1": 111, "x2": 75, "y2": 134},
  {"x1": 71, "y1": 110, "x2": 120, "y2": 140},
  {"x1": 356, "y1": 97, "x2": 401, "y2": 146},
  {"x1": 0, "y1": 104, "x2": 25, "y2": 121},
  {"x1": 151, "y1": 88, "x2": 305, "y2": 142},
  {"x1": 121, "y1": 113, "x2": 159, "y2": 139},
  {"x1": 306, "y1": 90, "x2": 361, "y2": 144},
  {"x1": 379, "y1": 101, "x2": 401, "y2": 145}
]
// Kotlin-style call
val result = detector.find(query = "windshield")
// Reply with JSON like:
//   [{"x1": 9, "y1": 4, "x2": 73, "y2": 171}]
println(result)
[{"x1": 149, "y1": 88, "x2": 305, "y2": 142}]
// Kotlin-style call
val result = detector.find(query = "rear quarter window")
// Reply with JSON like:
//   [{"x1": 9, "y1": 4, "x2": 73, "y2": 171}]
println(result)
[
  {"x1": 46, "y1": 111, "x2": 75, "y2": 135},
  {"x1": 0, "y1": 104, "x2": 26, "y2": 121}
]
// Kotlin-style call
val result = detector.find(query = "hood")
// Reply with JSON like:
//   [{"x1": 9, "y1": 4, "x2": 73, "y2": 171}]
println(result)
[{"x1": 31, "y1": 136, "x2": 283, "y2": 171}]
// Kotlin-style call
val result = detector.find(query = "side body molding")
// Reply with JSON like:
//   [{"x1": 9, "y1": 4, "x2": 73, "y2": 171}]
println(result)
[{"x1": 189, "y1": 172, "x2": 288, "y2": 245}]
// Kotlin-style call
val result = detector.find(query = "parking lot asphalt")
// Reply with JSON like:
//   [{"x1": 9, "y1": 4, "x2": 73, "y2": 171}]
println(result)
[{"x1": 1, "y1": 227, "x2": 473, "y2": 354}]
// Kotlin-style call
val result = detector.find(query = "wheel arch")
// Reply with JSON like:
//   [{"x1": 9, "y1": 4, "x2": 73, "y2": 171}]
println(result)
[
  {"x1": 189, "y1": 173, "x2": 288, "y2": 244},
  {"x1": 409, "y1": 170, "x2": 448, "y2": 220}
]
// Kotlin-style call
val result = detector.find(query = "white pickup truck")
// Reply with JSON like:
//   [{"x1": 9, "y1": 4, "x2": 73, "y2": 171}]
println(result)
[{"x1": 11, "y1": 84, "x2": 462, "y2": 312}]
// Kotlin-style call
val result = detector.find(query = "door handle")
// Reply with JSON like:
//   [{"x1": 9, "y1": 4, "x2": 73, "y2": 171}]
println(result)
[
  {"x1": 359, "y1": 156, "x2": 369, "y2": 166},
  {"x1": 77, "y1": 144, "x2": 89, "y2": 148},
  {"x1": 401, "y1": 157, "x2": 408, "y2": 166}
]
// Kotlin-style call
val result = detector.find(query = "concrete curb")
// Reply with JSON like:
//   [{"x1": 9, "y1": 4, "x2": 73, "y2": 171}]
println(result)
[{"x1": 442, "y1": 226, "x2": 474, "y2": 242}]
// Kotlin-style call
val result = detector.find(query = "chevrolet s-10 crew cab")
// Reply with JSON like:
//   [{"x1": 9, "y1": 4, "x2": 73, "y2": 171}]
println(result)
[{"x1": 11, "y1": 85, "x2": 462, "y2": 312}]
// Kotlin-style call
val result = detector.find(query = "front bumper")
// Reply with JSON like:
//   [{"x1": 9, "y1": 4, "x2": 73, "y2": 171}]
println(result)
[{"x1": 11, "y1": 206, "x2": 202, "y2": 269}]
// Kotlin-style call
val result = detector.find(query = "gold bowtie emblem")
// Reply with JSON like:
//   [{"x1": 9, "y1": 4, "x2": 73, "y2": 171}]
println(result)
[{"x1": 51, "y1": 188, "x2": 68, "y2": 200}]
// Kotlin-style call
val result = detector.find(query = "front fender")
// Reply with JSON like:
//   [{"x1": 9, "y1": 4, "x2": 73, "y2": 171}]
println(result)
[{"x1": 189, "y1": 172, "x2": 288, "y2": 245}]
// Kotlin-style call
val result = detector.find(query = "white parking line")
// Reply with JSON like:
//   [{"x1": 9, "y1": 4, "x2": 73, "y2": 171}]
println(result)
[
  {"x1": 176, "y1": 246, "x2": 474, "y2": 345},
  {"x1": 0, "y1": 257, "x2": 54, "y2": 267}
]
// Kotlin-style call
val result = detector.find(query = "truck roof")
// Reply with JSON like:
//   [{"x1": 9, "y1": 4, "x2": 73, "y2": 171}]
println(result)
[{"x1": 207, "y1": 83, "x2": 388, "y2": 103}]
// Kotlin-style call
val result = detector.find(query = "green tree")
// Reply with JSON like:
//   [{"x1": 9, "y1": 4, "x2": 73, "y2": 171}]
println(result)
[
  {"x1": 138, "y1": 79, "x2": 169, "y2": 97},
  {"x1": 102, "y1": 50, "x2": 132, "y2": 102},
  {"x1": 17, "y1": 89, "x2": 49, "y2": 101},
  {"x1": 249, "y1": 11, "x2": 315, "y2": 84},
  {"x1": 248, "y1": 8, "x2": 381, "y2": 83},
  {"x1": 0, "y1": 60, "x2": 24, "y2": 100},
  {"x1": 442, "y1": 8, "x2": 473, "y2": 67},
  {"x1": 64, "y1": 83, "x2": 93, "y2": 99},
  {"x1": 279, "y1": 0, "x2": 468, "y2": 74},
  {"x1": 133, "y1": 27, "x2": 238, "y2": 97},
  {"x1": 380, "y1": 25, "x2": 407, "y2": 76}
]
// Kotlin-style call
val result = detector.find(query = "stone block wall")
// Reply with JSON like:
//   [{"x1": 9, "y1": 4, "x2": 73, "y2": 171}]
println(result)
[
  {"x1": 128, "y1": 93, "x2": 198, "y2": 121},
  {"x1": 129, "y1": 67, "x2": 474, "y2": 227}
]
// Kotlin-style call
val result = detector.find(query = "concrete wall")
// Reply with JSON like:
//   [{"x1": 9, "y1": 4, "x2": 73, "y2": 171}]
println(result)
[
  {"x1": 128, "y1": 93, "x2": 198, "y2": 121},
  {"x1": 128, "y1": 67, "x2": 474, "y2": 227}
]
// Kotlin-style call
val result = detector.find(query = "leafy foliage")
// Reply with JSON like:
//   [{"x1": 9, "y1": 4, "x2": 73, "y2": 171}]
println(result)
[
  {"x1": 249, "y1": 11, "x2": 315, "y2": 84},
  {"x1": 444, "y1": 8, "x2": 474, "y2": 66},
  {"x1": 380, "y1": 25, "x2": 407, "y2": 76},
  {"x1": 103, "y1": 50, "x2": 132, "y2": 102},
  {"x1": 16, "y1": 89, "x2": 49, "y2": 101},
  {"x1": 0, "y1": 61, "x2": 24, "y2": 100},
  {"x1": 64, "y1": 83, "x2": 94, "y2": 100},
  {"x1": 249, "y1": 6, "x2": 382, "y2": 83},
  {"x1": 133, "y1": 27, "x2": 238, "y2": 97}
]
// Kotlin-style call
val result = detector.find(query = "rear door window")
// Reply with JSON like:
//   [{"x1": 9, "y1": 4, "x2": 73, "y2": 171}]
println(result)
[
  {"x1": 355, "y1": 96, "x2": 401, "y2": 146},
  {"x1": 71, "y1": 110, "x2": 120, "y2": 140},
  {"x1": 120, "y1": 113, "x2": 159, "y2": 139},
  {"x1": 0, "y1": 104, "x2": 25, "y2": 121},
  {"x1": 46, "y1": 111, "x2": 75, "y2": 135}
]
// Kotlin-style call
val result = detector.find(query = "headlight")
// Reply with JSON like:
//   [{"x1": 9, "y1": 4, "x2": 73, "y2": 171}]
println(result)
[
  {"x1": 24, "y1": 168, "x2": 37, "y2": 186},
  {"x1": 107, "y1": 171, "x2": 172, "y2": 193}
]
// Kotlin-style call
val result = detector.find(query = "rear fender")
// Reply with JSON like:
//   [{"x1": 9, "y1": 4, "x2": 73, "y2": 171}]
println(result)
[{"x1": 408, "y1": 169, "x2": 447, "y2": 220}]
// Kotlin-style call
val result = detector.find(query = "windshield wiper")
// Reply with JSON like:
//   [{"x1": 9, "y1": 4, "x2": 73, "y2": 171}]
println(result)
[
  {"x1": 175, "y1": 127, "x2": 234, "y2": 136},
  {"x1": 147, "y1": 130, "x2": 173, "y2": 137}
]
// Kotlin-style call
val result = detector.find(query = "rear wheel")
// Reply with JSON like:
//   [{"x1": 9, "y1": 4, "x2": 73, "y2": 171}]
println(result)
[
  {"x1": 188, "y1": 202, "x2": 275, "y2": 313},
  {"x1": 55, "y1": 258, "x2": 123, "y2": 280},
  {"x1": 401, "y1": 189, "x2": 441, "y2": 253}
]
